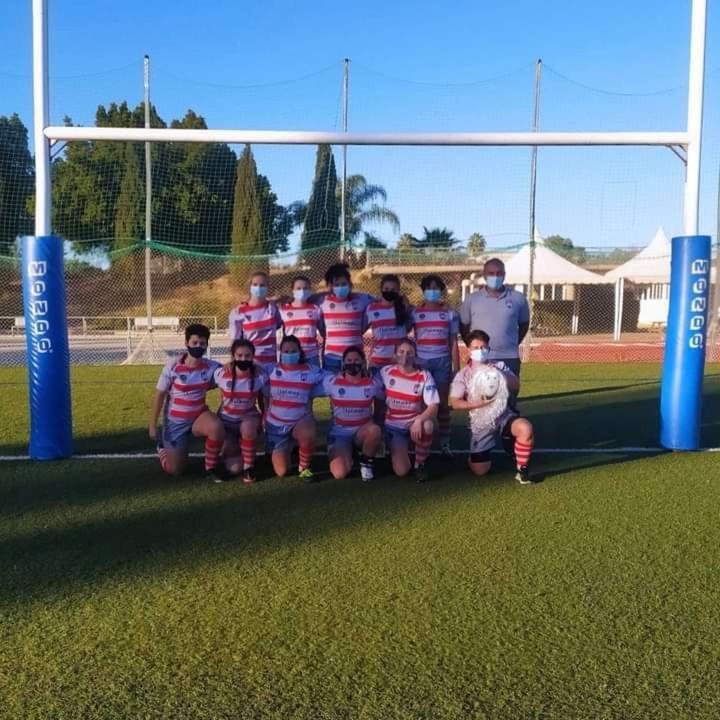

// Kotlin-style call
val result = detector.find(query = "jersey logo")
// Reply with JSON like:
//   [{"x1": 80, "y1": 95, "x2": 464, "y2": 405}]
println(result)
[
  {"x1": 306, "y1": 311, "x2": 314, "y2": 318},
  {"x1": 329, "y1": 303, "x2": 336, "y2": 309},
  {"x1": 506, "y1": 301, "x2": 513, "y2": 309},
  {"x1": 389, "y1": 378, "x2": 396, "y2": 386},
  {"x1": 287, "y1": 311, "x2": 293, "y2": 318},
  {"x1": 413, "y1": 383, "x2": 420, "y2": 393},
  {"x1": 374, "y1": 311, "x2": 380, "y2": 317},
  {"x1": 440, "y1": 313, "x2": 447, "y2": 320},
  {"x1": 419, "y1": 313, "x2": 426, "y2": 319},
  {"x1": 244, "y1": 314, "x2": 252, "y2": 321},
  {"x1": 364, "y1": 388, "x2": 372, "y2": 398},
  {"x1": 179, "y1": 374, "x2": 187, "y2": 382},
  {"x1": 275, "y1": 369, "x2": 283, "y2": 377},
  {"x1": 338, "y1": 387, "x2": 346, "y2": 396},
  {"x1": 301, "y1": 373, "x2": 308, "y2": 381}
]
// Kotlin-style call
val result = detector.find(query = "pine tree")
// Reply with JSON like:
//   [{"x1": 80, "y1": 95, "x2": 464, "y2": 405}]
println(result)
[
  {"x1": 301, "y1": 144, "x2": 340, "y2": 260},
  {"x1": 230, "y1": 145, "x2": 265, "y2": 287},
  {"x1": 112, "y1": 143, "x2": 143, "y2": 281}
]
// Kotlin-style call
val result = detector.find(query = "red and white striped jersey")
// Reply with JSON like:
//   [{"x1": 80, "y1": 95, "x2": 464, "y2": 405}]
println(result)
[
  {"x1": 380, "y1": 364, "x2": 440, "y2": 430},
  {"x1": 157, "y1": 355, "x2": 220, "y2": 422},
  {"x1": 365, "y1": 300, "x2": 410, "y2": 366},
  {"x1": 317, "y1": 292, "x2": 374, "y2": 362},
  {"x1": 410, "y1": 304, "x2": 459, "y2": 360},
  {"x1": 213, "y1": 364, "x2": 268, "y2": 422},
  {"x1": 228, "y1": 301, "x2": 281, "y2": 366},
  {"x1": 323, "y1": 372, "x2": 384, "y2": 434},
  {"x1": 263, "y1": 363, "x2": 325, "y2": 430},
  {"x1": 278, "y1": 303, "x2": 323, "y2": 361}
]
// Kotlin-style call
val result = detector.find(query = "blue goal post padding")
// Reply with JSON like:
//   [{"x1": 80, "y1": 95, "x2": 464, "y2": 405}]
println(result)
[
  {"x1": 660, "y1": 235, "x2": 712, "y2": 450},
  {"x1": 21, "y1": 235, "x2": 73, "y2": 459}
]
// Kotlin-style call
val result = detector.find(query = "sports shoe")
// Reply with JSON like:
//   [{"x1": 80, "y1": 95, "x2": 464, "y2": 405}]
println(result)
[
  {"x1": 360, "y1": 462, "x2": 374, "y2": 482},
  {"x1": 440, "y1": 441, "x2": 453, "y2": 458},
  {"x1": 515, "y1": 466, "x2": 532, "y2": 485},
  {"x1": 299, "y1": 467, "x2": 317, "y2": 483},
  {"x1": 414, "y1": 464, "x2": 428, "y2": 483},
  {"x1": 242, "y1": 467, "x2": 257, "y2": 485},
  {"x1": 206, "y1": 467, "x2": 226, "y2": 484}
]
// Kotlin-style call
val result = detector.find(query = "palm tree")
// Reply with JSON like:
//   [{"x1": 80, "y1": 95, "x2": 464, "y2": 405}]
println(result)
[
  {"x1": 337, "y1": 174, "x2": 400, "y2": 245},
  {"x1": 418, "y1": 226, "x2": 457, "y2": 251}
]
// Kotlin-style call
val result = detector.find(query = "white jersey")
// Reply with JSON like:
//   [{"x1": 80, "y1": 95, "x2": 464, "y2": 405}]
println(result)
[
  {"x1": 380, "y1": 364, "x2": 440, "y2": 430},
  {"x1": 411, "y1": 304, "x2": 459, "y2": 360},
  {"x1": 156, "y1": 355, "x2": 220, "y2": 422},
  {"x1": 323, "y1": 372, "x2": 384, "y2": 435},
  {"x1": 228, "y1": 301, "x2": 281, "y2": 366},
  {"x1": 279, "y1": 303, "x2": 323, "y2": 361},
  {"x1": 365, "y1": 300, "x2": 410, "y2": 366},
  {"x1": 213, "y1": 364, "x2": 268, "y2": 423},
  {"x1": 264, "y1": 363, "x2": 325, "y2": 430}
]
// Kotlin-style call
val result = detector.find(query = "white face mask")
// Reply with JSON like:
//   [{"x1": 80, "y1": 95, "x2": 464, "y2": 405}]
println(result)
[
  {"x1": 293, "y1": 288, "x2": 310, "y2": 303},
  {"x1": 470, "y1": 348, "x2": 489, "y2": 363}
]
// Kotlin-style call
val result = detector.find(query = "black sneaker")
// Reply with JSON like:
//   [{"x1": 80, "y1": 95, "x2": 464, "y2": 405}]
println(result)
[
  {"x1": 515, "y1": 466, "x2": 532, "y2": 485},
  {"x1": 414, "y1": 464, "x2": 428, "y2": 483},
  {"x1": 242, "y1": 467, "x2": 257, "y2": 485},
  {"x1": 206, "y1": 466, "x2": 227, "y2": 484}
]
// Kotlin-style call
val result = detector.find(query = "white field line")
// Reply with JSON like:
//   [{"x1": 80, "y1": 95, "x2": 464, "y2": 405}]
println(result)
[{"x1": 1, "y1": 447, "x2": 718, "y2": 461}]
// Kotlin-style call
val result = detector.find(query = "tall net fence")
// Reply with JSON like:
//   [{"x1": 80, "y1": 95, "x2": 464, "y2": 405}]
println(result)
[{"x1": 1, "y1": 59, "x2": 719, "y2": 367}]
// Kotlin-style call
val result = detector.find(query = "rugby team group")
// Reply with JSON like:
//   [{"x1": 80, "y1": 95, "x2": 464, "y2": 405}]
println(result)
[{"x1": 149, "y1": 259, "x2": 537, "y2": 485}]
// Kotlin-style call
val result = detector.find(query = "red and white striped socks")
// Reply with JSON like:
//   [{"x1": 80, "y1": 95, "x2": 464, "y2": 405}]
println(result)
[
  {"x1": 241, "y1": 438, "x2": 256, "y2": 469},
  {"x1": 514, "y1": 438, "x2": 534, "y2": 469},
  {"x1": 299, "y1": 445, "x2": 314, "y2": 471},
  {"x1": 414, "y1": 432, "x2": 433, "y2": 466},
  {"x1": 205, "y1": 438, "x2": 223, "y2": 471},
  {"x1": 158, "y1": 446, "x2": 170, "y2": 474}
]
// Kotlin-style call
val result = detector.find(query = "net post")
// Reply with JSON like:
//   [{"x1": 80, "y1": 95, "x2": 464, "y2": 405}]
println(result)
[
  {"x1": 340, "y1": 58, "x2": 349, "y2": 262},
  {"x1": 144, "y1": 54, "x2": 153, "y2": 334}
]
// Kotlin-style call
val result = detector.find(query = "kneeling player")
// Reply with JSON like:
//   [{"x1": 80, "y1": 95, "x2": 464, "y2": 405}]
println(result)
[
  {"x1": 263, "y1": 335, "x2": 324, "y2": 481},
  {"x1": 324, "y1": 346, "x2": 384, "y2": 481},
  {"x1": 214, "y1": 338, "x2": 268, "y2": 484},
  {"x1": 149, "y1": 323, "x2": 225, "y2": 480},
  {"x1": 380, "y1": 339, "x2": 440, "y2": 482},
  {"x1": 449, "y1": 330, "x2": 535, "y2": 484}
]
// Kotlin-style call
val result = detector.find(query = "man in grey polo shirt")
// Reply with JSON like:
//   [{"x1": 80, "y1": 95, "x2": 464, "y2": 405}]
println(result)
[{"x1": 459, "y1": 258, "x2": 529, "y2": 376}]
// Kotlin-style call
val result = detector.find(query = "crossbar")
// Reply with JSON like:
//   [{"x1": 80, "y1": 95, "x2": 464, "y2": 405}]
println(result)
[{"x1": 45, "y1": 126, "x2": 689, "y2": 147}]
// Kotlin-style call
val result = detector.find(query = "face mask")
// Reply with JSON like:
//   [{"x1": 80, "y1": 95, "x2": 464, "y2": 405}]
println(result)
[
  {"x1": 343, "y1": 363, "x2": 362, "y2": 376},
  {"x1": 470, "y1": 348, "x2": 490, "y2": 363},
  {"x1": 250, "y1": 285, "x2": 268, "y2": 299},
  {"x1": 293, "y1": 288, "x2": 310, "y2": 303},
  {"x1": 397, "y1": 354, "x2": 414, "y2": 367},
  {"x1": 281, "y1": 351, "x2": 300, "y2": 365},
  {"x1": 187, "y1": 345, "x2": 206, "y2": 359},
  {"x1": 485, "y1": 275, "x2": 505, "y2": 291},
  {"x1": 423, "y1": 288, "x2": 442, "y2": 303},
  {"x1": 234, "y1": 359, "x2": 253, "y2": 372},
  {"x1": 382, "y1": 290, "x2": 399, "y2": 302},
  {"x1": 333, "y1": 284, "x2": 350, "y2": 299}
]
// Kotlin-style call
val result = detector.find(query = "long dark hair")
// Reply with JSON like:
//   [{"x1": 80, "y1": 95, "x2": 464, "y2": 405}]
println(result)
[
  {"x1": 342, "y1": 345, "x2": 369, "y2": 378},
  {"x1": 230, "y1": 338, "x2": 256, "y2": 393},
  {"x1": 380, "y1": 273, "x2": 408, "y2": 327},
  {"x1": 279, "y1": 334, "x2": 307, "y2": 365}
]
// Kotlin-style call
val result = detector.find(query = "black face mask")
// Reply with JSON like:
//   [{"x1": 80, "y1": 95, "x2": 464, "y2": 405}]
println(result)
[
  {"x1": 186, "y1": 345, "x2": 206, "y2": 359},
  {"x1": 234, "y1": 359, "x2": 253, "y2": 371},
  {"x1": 382, "y1": 290, "x2": 399, "y2": 302},
  {"x1": 343, "y1": 363, "x2": 363, "y2": 376}
]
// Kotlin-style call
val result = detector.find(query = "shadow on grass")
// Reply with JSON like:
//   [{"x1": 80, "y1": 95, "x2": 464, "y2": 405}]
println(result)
[{"x1": 0, "y1": 448, "x2": 655, "y2": 608}]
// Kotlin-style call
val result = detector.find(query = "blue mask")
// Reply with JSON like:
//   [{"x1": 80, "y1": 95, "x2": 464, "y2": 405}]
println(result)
[
  {"x1": 250, "y1": 285, "x2": 268, "y2": 299},
  {"x1": 333, "y1": 285, "x2": 350, "y2": 299},
  {"x1": 293, "y1": 288, "x2": 310, "y2": 303},
  {"x1": 470, "y1": 348, "x2": 489, "y2": 363},
  {"x1": 281, "y1": 351, "x2": 300, "y2": 365},
  {"x1": 423, "y1": 289, "x2": 442, "y2": 303},
  {"x1": 486, "y1": 276, "x2": 505, "y2": 291}
]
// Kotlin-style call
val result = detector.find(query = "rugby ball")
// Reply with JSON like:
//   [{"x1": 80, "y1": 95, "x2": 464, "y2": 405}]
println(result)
[{"x1": 475, "y1": 369, "x2": 501, "y2": 399}]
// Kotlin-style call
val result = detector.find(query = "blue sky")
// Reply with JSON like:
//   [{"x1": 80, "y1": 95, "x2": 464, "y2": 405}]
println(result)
[{"x1": 1, "y1": 0, "x2": 719, "y2": 251}]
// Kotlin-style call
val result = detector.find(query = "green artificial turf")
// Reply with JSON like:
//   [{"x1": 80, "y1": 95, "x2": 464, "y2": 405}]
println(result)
[{"x1": 1, "y1": 363, "x2": 719, "y2": 718}]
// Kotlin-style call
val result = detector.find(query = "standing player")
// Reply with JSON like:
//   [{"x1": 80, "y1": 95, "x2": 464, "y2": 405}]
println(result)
[
  {"x1": 214, "y1": 338, "x2": 268, "y2": 484},
  {"x1": 365, "y1": 273, "x2": 412, "y2": 373},
  {"x1": 324, "y1": 346, "x2": 384, "y2": 481},
  {"x1": 279, "y1": 275, "x2": 323, "y2": 366},
  {"x1": 228, "y1": 271, "x2": 281, "y2": 369},
  {"x1": 312, "y1": 263, "x2": 374, "y2": 373},
  {"x1": 380, "y1": 339, "x2": 440, "y2": 482},
  {"x1": 263, "y1": 335, "x2": 325, "y2": 481},
  {"x1": 149, "y1": 323, "x2": 225, "y2": 481},
  {"x1": 449, "y1": 330, "x2": 535, "y2": 484},
  {"x1": 411, "y1": 274, "x2": 460, "y2": 457}
]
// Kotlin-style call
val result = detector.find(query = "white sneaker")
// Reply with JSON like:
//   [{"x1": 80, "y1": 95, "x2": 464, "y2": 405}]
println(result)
[{"x1": 360, "y1": 463, "x2": 374, "y2": 482}]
